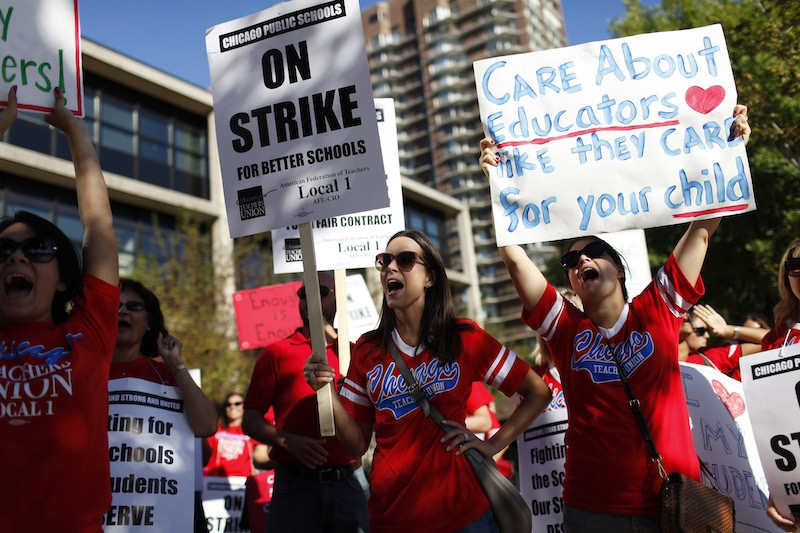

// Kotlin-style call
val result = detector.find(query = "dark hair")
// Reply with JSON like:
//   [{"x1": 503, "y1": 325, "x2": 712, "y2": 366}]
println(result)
[
  {"x1": 221, "y1": 392, "x2": 244, "y2": 427},
  {"x1": 562, "y1": 236, "x2": 629, "y2": 302},
  {"x1": 367, "y1": 229, "x2": 470, "y2": 363},
  {"x1": 0, "y1": 211, "x2": 82, "y2": 323},
  {"x1": 775, "y1": 239, "x2": 800, "y2": 326},
  {"x1": 120, "y1": 278, "x2": 167, "y2": 357},
  {"x1": 740, "y1": 311, "x2": 772, "y2": 330}
]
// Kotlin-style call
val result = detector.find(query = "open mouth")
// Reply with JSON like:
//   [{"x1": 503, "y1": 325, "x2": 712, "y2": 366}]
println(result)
[
  {"x1": 581, "y1": 268, "x2": 599, "y2": 282},
  {"x1": 4, "y1": 274, "x2": 33, "y2": 298},
  {"x1": 386, "y1": 279, "x2": 404, "y2": 294},
  {"x1": 118, "y1": 319, "x2": 132, "y2": 329}
]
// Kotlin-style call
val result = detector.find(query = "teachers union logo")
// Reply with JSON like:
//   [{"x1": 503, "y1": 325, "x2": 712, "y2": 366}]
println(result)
[
  {"x1": 284, "y1": 238, "x2": 302, "y2": 262},
  {"x1": 237, "y1": 186, "x2": 266, "y2": 220}
]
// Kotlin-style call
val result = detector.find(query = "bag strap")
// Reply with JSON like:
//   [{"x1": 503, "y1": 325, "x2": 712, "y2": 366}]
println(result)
[{"x1": 608, "y1": 343, "x2": 669, "y2": 481}]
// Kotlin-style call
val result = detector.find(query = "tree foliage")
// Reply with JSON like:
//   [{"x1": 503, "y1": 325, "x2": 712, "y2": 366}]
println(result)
[{"x1": 609, "y1": 0, "x2": 800, "y2": 324}]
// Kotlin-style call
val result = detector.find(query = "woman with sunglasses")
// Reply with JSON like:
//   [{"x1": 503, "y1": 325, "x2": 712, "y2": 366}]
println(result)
[
  {"x1": 479, "y1": 106, "x2": 750, "y2": 531},
  {"x1": 110, "y1": 278, "x2": 217, "y2": 437},
  {"x1": 0, "y1": 88, "x2": 121, "y2": 531},
  {"x1": 204, "y1": 392, "x2": 270, "y2": 477},
  {"x1": 304, "y1": 229, "x2": 552, "y2": 532}
]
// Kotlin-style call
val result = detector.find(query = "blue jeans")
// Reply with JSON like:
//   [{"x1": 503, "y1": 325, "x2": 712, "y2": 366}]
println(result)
[
  {"x1": 455, "y1": 509, "x2": 501, "y2": 532},
  {"x1": 266, "y1": 462, "x2": 370, "y2": 532},
  {"x1": 563, "y1": 504, "x2": 660, "y2": 533}
]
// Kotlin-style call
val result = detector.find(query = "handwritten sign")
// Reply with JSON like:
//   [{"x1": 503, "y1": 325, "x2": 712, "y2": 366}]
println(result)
[
  {"x1": 0, "y1": 0, "x2": 83, "y2": 115},
  {"x1": 206, "y1": 0, "x2": 388, "y2": 238},
  {"x1": 232, "y1": 281, "x2": 302, "y2": 350},
  {"x1": 105, "y1": 378, "x2": 194, "y2": 532},
  {"x1": 271, "y1": 98, "x2": 404, "y2": 272},
  {"x1": 597, "y1": 229, "x2": 651, "y2": 299},
  {"x1": 517, "y1": 364, "x2": 775, "y2": 532},
  {"x1": 474, "y1": 24, "x2": 754, "y2": 245},
  {"x1": 741, "y1": 343, "x2": 800, "y2": 525}
]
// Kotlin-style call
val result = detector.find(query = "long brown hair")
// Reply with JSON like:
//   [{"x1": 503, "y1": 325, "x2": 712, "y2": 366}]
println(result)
[
  {"x1": 366, "y1": 229, "x2": 471, "y2": 363},
  {"x1": 774, "y1": 239, "x2": 800, "y2": 327}
]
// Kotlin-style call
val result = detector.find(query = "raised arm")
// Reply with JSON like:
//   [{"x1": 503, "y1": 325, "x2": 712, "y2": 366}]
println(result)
[
  {"x1": 44, "y1": 88, "x2": 118, "y2": 286},
  {"x1": 672, "y1": 105, "x2": 750, "y2": 284},
  {"x1": 480, "y1": 137, "x2": 549, "y2": 310}
]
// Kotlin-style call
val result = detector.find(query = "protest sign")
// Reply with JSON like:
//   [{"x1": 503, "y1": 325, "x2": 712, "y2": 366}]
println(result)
[
  {"x1": 0, "y1": 0, "x2": 83, "y2": 115},
  {"x1": 474, "y1": 24, "x2": 754, "y2": 245},
  {"x1": 741, "y1": 343, "x2": 800, "y2": 524},
  {"x1": 105, "y1": 378, "x2": 194, "y2": 532},
  {"x1": 206, "y1": 0, "x2": 388, "y2": 238},
  {"x1": 341, "y1": 273, "x2": 379, "y2": 342},
  {"x1": 271, "y1": 98, "x2": 404, "y2": 273},
  {"x1": 232, "y1": 281, "x2": 302, "y2": 350},
  {"x1": 517, "y1": 364, "x2": 775, "y2": 532},
  {"x1": 596, "y1": 229, "x2": 651, "y2": 299},
  {"x1": 202, "y1": 477, "x2": 249, "y2": 533}
]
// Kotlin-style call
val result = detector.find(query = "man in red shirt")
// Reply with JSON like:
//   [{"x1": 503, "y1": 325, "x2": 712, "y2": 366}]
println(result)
[{"x1": 242, "y1": 272, "x2": 368, "y2": 532}]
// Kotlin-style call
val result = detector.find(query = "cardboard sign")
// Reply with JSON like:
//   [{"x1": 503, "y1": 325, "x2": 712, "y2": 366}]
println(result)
[
  {"x1": 741, "y1": 343, "x2": 800, "y2": 524},
  {"x1": 0, "y1": 0, "x2": 83, "y2": 115},
  {"x1": 271, "y1": 98, "x2": 404, "y2": 272},
  {"x1": 517, "y1": 364, "x2": 775, "y2": 532},
  {"x1": 232, "y1": 281, "x2": 302, "y2": 350},
  {"x1": 206, "y1": 0, "x2": 388, "y2": 238},
  {"x1": 474, "y1": 24, "x2": 754, "y2": 245},
  {"x1": 105, "y1": 378, "x2": 194, "y2": 532}
]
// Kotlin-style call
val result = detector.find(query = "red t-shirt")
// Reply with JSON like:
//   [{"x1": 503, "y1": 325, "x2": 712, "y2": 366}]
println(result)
[
  {"x1": 0, "y1": 274, "x2": 120, "y2": 532},
  {"x1": 533, "y1": 363, "x2": 566, "y2": 410},
  {"x1": 204, "y1": 425, "x2": 257, "y2": 477},
  {"x1": 340, "y1": 321, "x2": 529, "y2": 532},
  {"x1": 523, "y1": 254, "x2": 702, "y2": 516},
  {"x1": 685, "y1": 343, "x2": 743, "y2": 380},
  {"x1": 761, "y1": 322, "x2": 800, "y2": 351},
  {"x1": 109, "y1": 357, "x2": 176, "y2": 385},
  {"x1": 244, "y1": 329, "x2": 353, "y2": 466}
]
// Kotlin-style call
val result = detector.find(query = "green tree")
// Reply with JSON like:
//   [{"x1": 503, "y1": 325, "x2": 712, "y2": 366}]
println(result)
[{"x1": 610, "y1": 0, "x2": 800, "y2": 323}]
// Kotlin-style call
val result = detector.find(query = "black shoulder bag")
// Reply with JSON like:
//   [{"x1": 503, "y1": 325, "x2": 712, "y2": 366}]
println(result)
[
  {"x1": 609, "y1": 344, "x2": 735, "y2": 532},
  {"x1": 388, "y1": 342, "x2": 532, "y2": 533}
]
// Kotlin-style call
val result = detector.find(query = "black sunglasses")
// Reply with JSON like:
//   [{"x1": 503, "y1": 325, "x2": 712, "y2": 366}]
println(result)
[
  {"x1": 297, "y1": 285, "x2": 333, "y2": 300},
  {"x1": 0, "y1": 237, "x2": 59, "y2": 263},
  {"x1": 225, "y1": 401, "x2": 244, "y2": 408},
  {"x1": 119, "y1": 301, "x2": 146, "y2": 312},
  {"x1": 560, "y1": 240, "x2": 608, "y2": 269},
  {"x1": 693, "y1": 326, "x2": 709, "y2": 336},
  {"x1": 375, "y1": 251, "x2": 425, "y2": 272},
  {"x1": 786, "y1": 257, "x2": 800, "y2": 278}
]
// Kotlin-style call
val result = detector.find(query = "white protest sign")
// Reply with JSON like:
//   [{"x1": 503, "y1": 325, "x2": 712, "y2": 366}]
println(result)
[
  {"x1": 202, "y1": 477, "x2": 249, "y2": 533},
  {"x1": 104, "y1": 378, "x2": 194, "y2": 532},
  {"x1": 0, "y1": 0, "x2": 83, "y2": 115},
  {"x1": 741, "y1": 343, "x2": 800, "y2": 524},
  {"x1": 474, "y1": 24, "x2": 754, "y2": 245},
  {"x1": 271, "y1": 98, "x2": 404, "y2": 272},
  {"x1": 516, "y1": 408, "x2": 568, "y2": 533},
  {"x1": 338, "y1": 273, "x2": 379, "y2": 341},
  {"x1": 680, "y1": 363, "x2": 774, "y2": 532},
  {"x1": 206, "y1": 0, "x2": 388, "y2": 238},
  {"x1": 597, "y1": 229, "x2": 651, "y2": 300}
]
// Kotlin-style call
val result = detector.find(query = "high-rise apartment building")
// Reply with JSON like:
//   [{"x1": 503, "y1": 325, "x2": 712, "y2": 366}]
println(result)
[{"x1": 362, "y1": 0, "x2": 567, "y2": 345}]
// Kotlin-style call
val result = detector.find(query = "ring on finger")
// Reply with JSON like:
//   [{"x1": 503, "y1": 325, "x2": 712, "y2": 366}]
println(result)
[{"x1": 462, "y1": 432, "x2": 470, "y2": 442}]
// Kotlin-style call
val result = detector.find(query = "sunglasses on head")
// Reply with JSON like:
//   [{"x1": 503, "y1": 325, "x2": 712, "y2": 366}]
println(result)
[
  {"x1": 375, "y1": 251, "x2": 425, "y2": 272},
  {"x1": 297, "y1": 285, "x2": 333, "y2": 300},
  {"x1": 225, "y1": 401, "x2": 244, "y2": 408},
  {"x1": 560, "y1": 240, "x2": 609, "y2": 270},
  {"x1": 119, "y1": 301, "x2": 146, "y2": 312},
  {"x1": 786, "y1": 257, "x2": 800, "y2": 278},
  {"x1": 0, "y1": 237, "x2": 59, "y2": 263}
]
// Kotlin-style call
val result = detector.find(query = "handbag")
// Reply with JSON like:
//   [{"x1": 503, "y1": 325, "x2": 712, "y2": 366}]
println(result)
[
  {"x1": 388, "y1": 343, "x2": 532, "y2": 533},
  {"x1": 608, "y1": 346, "x2": 735, "y2": 533}
]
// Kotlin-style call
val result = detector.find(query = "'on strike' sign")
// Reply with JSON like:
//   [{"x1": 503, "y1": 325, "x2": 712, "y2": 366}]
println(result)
[{"x1": 474, "y1": 24, "x2": 754, "y2": 245}]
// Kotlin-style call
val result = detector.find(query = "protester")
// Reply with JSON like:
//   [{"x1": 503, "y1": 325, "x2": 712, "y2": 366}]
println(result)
[
  {"x1": 762, "y1": 239, "x2": 800, "y2": 532},
  {"x1": 679, "y1": 304, "x2": 766, "y2": 380},
  {"x1": 109, "y1": 278, "x2": 217, "y2": 531},
  {"x1": 204, "y1": 392, "x2": 270, "y2": 477},
  {"x1": 0, "y1": 87, "x2": 120, "y2": 531},
  {"x1": 243, "y1": 271, "x2": 370, "y2": 532},
  {"x1": 305, "y1": 229, "x2": 552, "y2": 532},
  {"x1": 478, "y1": 106, "x2": 750, "y2": 531}
]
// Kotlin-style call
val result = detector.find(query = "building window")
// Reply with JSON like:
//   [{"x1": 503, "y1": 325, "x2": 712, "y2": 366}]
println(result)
[{"x1": 404, "y1": 202, "x2": 451, "y2": 266}]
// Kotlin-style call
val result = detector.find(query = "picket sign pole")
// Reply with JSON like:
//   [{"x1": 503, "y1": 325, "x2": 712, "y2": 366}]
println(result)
[
  {"x1": 334, "y1": 269, "x2": 351, "y2": 375},
  {"x1": 299, "y1": 222, "x2": 335, "y2": 437}
]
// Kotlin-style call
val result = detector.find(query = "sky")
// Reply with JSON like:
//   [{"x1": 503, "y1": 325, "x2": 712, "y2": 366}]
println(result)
[{"x1": 78, "y1": 0, "x2": 658, "y2": 89}]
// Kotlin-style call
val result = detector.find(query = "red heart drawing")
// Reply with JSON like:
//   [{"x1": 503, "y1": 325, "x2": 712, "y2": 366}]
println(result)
[
  {"x1": 711, "y1": 379, "x2": 746, "y2": 419},
  {"x1": 685, "y1": 85, "x2": 726, "y2": 114}
]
